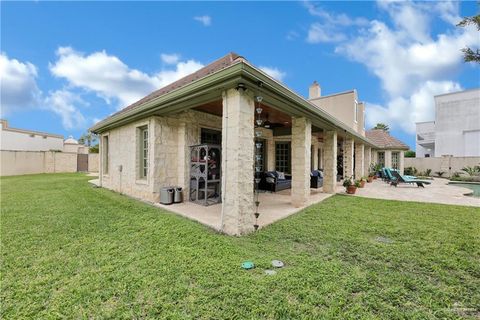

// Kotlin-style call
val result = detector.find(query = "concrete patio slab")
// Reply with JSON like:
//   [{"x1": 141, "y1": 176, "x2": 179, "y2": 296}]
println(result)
[
  {"x1": 154, "y1": 188, "x2": 334, "y2": 232},
  {"x1": 350, "y1": 178, "x2": 479, "y2": 207}
]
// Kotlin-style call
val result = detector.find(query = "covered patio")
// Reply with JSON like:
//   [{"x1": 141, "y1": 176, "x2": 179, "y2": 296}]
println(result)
[{"x1": 155, "y1": 188, "x2": 335, "y2": 231}]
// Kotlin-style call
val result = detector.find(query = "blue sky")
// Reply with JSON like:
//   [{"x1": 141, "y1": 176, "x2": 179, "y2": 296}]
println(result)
[{"x1": 1, "y1": 1, "x2": 478, "y2": 148}]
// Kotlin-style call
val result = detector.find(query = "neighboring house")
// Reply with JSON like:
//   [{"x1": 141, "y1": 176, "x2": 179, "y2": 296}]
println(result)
[
  {"x1": 0, "y1": 119, "x2": 64, "y2": 151},
  {"x1": 416, "y1": 88, "x2": 480, "y2": 157},
  {"x1": 90, "y1": 52, "x2": 408, "y2": 235},
  {"x1": 366, "y1": 129, "x2": 409, "y2": 172}
]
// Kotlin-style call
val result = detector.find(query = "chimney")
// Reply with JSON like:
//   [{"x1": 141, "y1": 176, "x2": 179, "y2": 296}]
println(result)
[{"x1": 309, "y1": 81, "x2": 321, "y2": 99}]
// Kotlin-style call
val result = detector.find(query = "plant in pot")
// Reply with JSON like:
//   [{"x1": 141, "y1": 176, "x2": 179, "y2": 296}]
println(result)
[
  {"x1": 367, "y1": 172, "x2": 374, "y2": 183},
  {"x1": 359, "y1": 177, "x2": 367, "y2": 188},
  {"x1": 343, "y1": 177, "x2": 360, "y2": 194}
]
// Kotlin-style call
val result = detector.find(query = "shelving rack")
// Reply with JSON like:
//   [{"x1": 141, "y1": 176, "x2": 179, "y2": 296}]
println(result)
[{"x1": 189, "y1": 144, "x2": 221, "y2": 206}]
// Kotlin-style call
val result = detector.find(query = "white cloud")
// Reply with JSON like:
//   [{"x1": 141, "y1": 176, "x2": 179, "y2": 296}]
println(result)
[
  {"x1": 303, "y1": 1, "x2": 368, "y2": 27},
  {"x1": 365, "y1": 81, "x2": 462, "y2": 133},
  {"x1": 50, "y1": 47, "x2": 204, "y2": 108},
  {"x1": 161, "y1": 53, "x2": 180, "y2": 65},
  {"x1": 309, "y1": 0, "x2": 478, "y2": 135},
  {"x1": 259, "y1": 66, "x2": 287, "y2": 82},
  {"x1": 194, "y1": 15, "x2": 211, "y2": 26},
  {"x1": 307, "y1": 23, "x2": 346, "y2": 43},
  {"x1": 44, "y1": 90, "x2": 87, "y2": 130},
  {"x1": 0, "y1": 53, "x2": 41, "y2": 115}
]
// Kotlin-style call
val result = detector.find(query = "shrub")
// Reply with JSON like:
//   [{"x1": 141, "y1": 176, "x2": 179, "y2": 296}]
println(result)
[
  {"x1": 404, "y1": 167, "x2": 417, "y2": 176},
  {"x1": 425, "y1": 169, "x2": 432, "y2": 177},
  {"x1": 461, "y1": 166, "x2": 480, "y2": 176},
  {"x1": 404, "y1": 150, "x2": 416, "y2": 158},
  {"x1": 434, "y1": 171, "x2": 445, "y2": 177}
]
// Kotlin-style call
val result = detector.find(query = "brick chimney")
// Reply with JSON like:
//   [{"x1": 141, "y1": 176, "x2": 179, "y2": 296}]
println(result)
[{"x1": 309, "y1": 81, "x2": 321, "y2": 99}]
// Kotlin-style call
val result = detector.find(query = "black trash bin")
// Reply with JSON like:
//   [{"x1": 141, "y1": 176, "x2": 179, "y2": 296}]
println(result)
[
  {"x1": 174, "y1": 187, "x2": 183, "y2": 203},
  {"x1": 160, "y1": 187, "x2": 174, "y2": 205}
]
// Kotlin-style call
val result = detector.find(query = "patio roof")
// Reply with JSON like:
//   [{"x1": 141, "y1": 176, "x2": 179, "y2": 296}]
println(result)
[{"x1": 90, "y1": 53, "x2": 377, "y2": 147}]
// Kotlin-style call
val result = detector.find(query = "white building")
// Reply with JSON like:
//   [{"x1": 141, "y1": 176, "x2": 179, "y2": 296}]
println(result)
[
  {"x1": 0, "y1": 119, "x2": 64, "y2": 151},
  {"x1": 416, "y1": 88, "x2": 480, "y2": 157}
]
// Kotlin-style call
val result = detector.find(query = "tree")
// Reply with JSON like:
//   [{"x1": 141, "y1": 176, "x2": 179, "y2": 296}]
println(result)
[
  {"x1": 405, "y1": 150, "x2": 416, "y2": 158},
  {"x1": 457, "y1": 13, "x2": 480, "y2": 63},
  {"x1": 78, "y1": 132, "x2": 98, "y2": 147},
  {"x1": 373, "y1": 123, "x2": 390, "y2": 132}
]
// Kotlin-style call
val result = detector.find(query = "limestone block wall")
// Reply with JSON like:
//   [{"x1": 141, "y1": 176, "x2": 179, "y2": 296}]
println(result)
[
  {"x1": 323, "y1": 131, "x2": 337, "y2": 193},
  {"x1": 343, "y1": 137, "x2": 354, "y2": 179},
  {"x1": 99, "y1": 110, "x2": 222, "y2": 203},
  {"x1": 354, "y1": 143, "x2": 365, "y2": 179}
]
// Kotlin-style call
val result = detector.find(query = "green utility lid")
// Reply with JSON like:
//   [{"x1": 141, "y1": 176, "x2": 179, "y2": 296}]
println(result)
[{"x1": 241, "y1": 261, "x2": 254, "y2": 270}]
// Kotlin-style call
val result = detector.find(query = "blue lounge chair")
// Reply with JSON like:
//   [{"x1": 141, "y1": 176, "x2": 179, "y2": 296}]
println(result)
[{"x1": 390, "y1": 170, "x2": 431, "y2": 188}]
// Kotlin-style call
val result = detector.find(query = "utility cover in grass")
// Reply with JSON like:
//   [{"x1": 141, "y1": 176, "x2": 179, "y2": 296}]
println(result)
[
  {"x1": 265, "y1": 270, "x2": 277, "y2": 275},
  {"x1": 271, "y1": 260, "x2": 284, "y2": 268},
  {"x1": 241, "y1": 261, "x2": 254, "y2": 270},
  {"x1": 375, "y1": 236, "x2": 394, "y2": 244}
]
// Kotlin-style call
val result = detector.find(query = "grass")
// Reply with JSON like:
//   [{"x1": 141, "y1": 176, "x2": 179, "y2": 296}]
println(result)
[{"x1": 1, "y1": 173, "x2": 479, "y2": 319}]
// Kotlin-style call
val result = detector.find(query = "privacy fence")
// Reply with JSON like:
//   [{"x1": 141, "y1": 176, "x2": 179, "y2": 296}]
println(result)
[{"x1": 1, "y1": 150, "x2": 99, "y2": 176}]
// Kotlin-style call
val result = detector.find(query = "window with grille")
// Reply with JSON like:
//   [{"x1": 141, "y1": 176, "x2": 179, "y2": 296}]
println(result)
[
  {"x1": 377, "y1": 151, "x2": 385, "y2": 167},
  {"x1": 275, "y1": 142, "x2": 291, "y2": 173},
  {"x1": 201, "y1": 128, "x2": 221, "y2": 145},
  {"x1": 391, "y1": 152, "x2": 400, "y2": 169},
  {"x1": 139, "y1": 126, "x2": 148, "y2": 179}
]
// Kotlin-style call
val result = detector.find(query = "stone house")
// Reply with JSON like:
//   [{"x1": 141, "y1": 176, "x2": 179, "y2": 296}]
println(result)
[{"x1": 90, "y1": 53, "x2": 407, "y2": 235}]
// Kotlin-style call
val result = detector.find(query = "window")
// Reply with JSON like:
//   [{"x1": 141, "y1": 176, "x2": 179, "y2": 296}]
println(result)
[
  {"x1": 391, "y1": 152, "x2": 400, "y2": 170},
  {"x1": 377, "y1": 151, "x2": 385, "y2": 167},
  {"x1": 201, "y1": 128, "x2": 221, "y2": 145},
  {"x1": 275, "y1": 142, "x2": 291, "y2": 173},
  {"x1": 102, "y1": 135, "x2": 109, "y2": 174},
  {"x1": 139, "y1": 126, "x2": 149, "y2": 179}
]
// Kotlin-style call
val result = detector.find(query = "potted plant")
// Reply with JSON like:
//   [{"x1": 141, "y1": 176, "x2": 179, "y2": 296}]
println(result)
[
  {"x1": 367, "y1": 173, "x2": 374, "y2": 183},
  {"x1": 359, "y1": 177, "x2": 367, "y2": 188},
  {"x1": 343, "y1": 177, "x2": 360, "y2": 194}
]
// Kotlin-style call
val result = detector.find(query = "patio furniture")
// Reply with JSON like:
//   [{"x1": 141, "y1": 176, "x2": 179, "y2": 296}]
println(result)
[
  {"x1": 310, "y1": 170, "x2": 324, "y2": 188},
  {"x1": 390, "y1": 170, "x2": 431, "y2": 188},
  {"x1": 259, "y1": 171, "x2": 291, "y2": 192}
]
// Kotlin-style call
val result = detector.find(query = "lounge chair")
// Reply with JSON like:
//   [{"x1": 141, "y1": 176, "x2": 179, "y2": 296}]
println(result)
[{"x1": 390, "y1": 170, "x2": 431, "y2": 188}]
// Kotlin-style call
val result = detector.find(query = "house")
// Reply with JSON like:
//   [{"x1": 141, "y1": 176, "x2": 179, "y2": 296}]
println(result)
[
  {"x1": 416, "y1": 88, "x2": 480, "y2": 157},
  {"x1": 90, "y1": 53, "x2": 407, "y2": 235},
  {"x1": 0, "y1": 119, "x2": 64, "y2": 151},
  {"x1": 366, "y1": 129, "x2": 409, "y2": 172}
]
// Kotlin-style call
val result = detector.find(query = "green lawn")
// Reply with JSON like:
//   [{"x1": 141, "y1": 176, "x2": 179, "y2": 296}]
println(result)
[{"x1": 1, "y1": 173, "x2": 479, "y2": 319}]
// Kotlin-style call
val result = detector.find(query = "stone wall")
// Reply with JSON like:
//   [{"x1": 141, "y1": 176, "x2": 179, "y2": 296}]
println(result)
[
  {"x1": 99, "y1": 110, "x2": 222, "y2": 203},
  {"x1": 0, "y1": 150, "x2": 86, "y2": 176}
]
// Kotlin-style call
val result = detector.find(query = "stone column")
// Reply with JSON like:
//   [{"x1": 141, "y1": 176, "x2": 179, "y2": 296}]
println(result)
[
  {"x1": 221, "y1": 88, "x2": 255, "y2": 235},
  {"x1": 312, "y1": 139, "x2": 319, "y2": 170},
  {"x1": 291, "y1": 117, "x2": 312, "y2": 207},
  {"x1": 323, "y1": 130, "x2": 337, "y2": 193},
  {"x1": 399, "y1": 151, "x2": 405, "y2": 175},
  {"x1": 354, "y1": 143, "x2": 365, "y2": 179},
  {"x1": 343, "y1": 137, "x2": 354, "y2": 179},
  {"x1": 385, "y1": 150, "x2": 392, "y2": 168},
  {"x1": 364, "y1": 146, "x2": 372, "y2": 175}
]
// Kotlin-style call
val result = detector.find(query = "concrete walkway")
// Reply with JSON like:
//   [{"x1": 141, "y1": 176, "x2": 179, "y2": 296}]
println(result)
[{"x1": 350, "y1": 178, "x2": 479, "y2": 207}]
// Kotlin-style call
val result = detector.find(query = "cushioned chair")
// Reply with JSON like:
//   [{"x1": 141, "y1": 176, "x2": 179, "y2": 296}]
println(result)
[
  {"x1": 310, "y1": 170, "x2": 324, "y2": 188},
  {"x1": 259, "y1": 171, "x2": 292, "y2": 192}
]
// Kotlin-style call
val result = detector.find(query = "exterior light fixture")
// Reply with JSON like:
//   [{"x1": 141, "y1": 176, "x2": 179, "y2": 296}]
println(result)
[{"x1": 236, "y1": 83, "x2": 247, "y2": 91}]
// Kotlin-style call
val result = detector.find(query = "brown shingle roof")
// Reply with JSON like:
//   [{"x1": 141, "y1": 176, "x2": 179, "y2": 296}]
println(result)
[
  {"x1": 366, "y1": 129, "x2": 409, "y2": 150},
  {"x1": 96, "y1": 52, "x2": 243, "y2": 127}
]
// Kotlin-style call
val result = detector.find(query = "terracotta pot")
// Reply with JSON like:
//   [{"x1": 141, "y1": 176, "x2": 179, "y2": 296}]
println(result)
[
  {"x1": 359, "y1": 180, "x2": 366, "y2": 188},
  {"x1": 346, "y1": 185, "x2": 357, "y2": 194},
  {"x1": 367, "y1": 176, "x2": 374, "y2": 183}
]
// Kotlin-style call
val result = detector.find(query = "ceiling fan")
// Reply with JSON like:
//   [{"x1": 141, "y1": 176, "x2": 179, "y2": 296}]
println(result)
[{"x1": 261, "y1": 113, "x2": 284, "y2": 129}]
